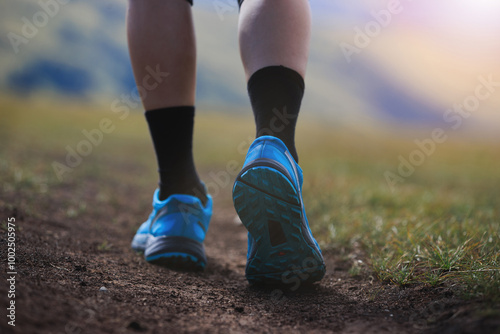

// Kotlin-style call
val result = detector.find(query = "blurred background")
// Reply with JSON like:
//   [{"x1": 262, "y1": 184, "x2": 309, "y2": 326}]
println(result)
[{"x1": 1, "y1": 0, "x2": 499, "y2": 134}]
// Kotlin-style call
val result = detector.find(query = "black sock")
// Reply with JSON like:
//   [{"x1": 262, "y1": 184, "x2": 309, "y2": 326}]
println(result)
[
  {"x1": 145, "y1": 106, "x2": 207, "y2": 205},
  {"x1": 247, "y1": 66, "x2": 305, "y2": 162}
]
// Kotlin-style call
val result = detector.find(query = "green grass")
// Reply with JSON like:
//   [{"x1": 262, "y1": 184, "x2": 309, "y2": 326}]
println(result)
[
  {"x1": 1, "y1": 95, "x2": 499, "y2": 302},
  {"x1": 297, "y1": 127, "x2": 500, "y2": 301}
]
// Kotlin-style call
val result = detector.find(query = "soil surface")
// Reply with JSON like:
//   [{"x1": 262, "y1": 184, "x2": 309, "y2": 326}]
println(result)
[{"x1": 0, "y1": 176, "x2": 499, "y2": 334}]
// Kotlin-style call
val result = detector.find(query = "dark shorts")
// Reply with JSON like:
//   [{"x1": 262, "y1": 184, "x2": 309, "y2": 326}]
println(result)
[{"x1": 186, "y1": 0, "x2": 244, "y2": 7}]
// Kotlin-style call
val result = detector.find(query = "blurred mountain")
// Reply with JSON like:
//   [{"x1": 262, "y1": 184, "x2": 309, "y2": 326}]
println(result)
[{"x1": 1, "y1": 0, "x2": 498, "y2": 133}]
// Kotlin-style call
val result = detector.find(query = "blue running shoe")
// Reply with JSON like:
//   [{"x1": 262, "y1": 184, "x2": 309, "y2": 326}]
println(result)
[
  {"x1": 232, "y1": 136, "x2": 326, "y2": 285},
  {"x1": 131, "y1": 189, "x2": 212, "y2": 271}
]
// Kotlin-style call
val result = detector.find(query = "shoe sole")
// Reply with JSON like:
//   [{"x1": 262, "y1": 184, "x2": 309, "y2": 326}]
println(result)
[
  {"x1": 233, "y1": 166, "x2": 325, "y2": 285},
  {"x1": 144, "y1": 236, "x2": 207, "y2": 271}
]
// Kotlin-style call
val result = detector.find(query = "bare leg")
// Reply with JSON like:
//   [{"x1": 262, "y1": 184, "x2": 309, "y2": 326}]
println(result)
[
  {"x1": 127, "y1": 0, "x2": 196, "y2": 110},
  {"x1": 238, "y1": 0, "x2": 312, "y2": 80},
  {"x1": 238, "y1": 0, "x2": 311, "y2": 162}
]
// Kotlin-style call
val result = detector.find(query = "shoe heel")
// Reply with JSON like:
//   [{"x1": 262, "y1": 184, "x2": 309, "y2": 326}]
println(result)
[{"x1": 145, "y1": 236, "x2": 207, "y2": 271}]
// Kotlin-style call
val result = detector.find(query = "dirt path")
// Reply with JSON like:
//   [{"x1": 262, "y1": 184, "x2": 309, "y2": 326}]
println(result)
[{"x1": 0, "y1": 178, "x2": 498, "y2": 334}]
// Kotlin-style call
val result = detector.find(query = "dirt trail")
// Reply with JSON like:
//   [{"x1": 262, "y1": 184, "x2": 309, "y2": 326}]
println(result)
[{"x1": 0, "y1": 179, "x2": 497, "y2": 334}]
